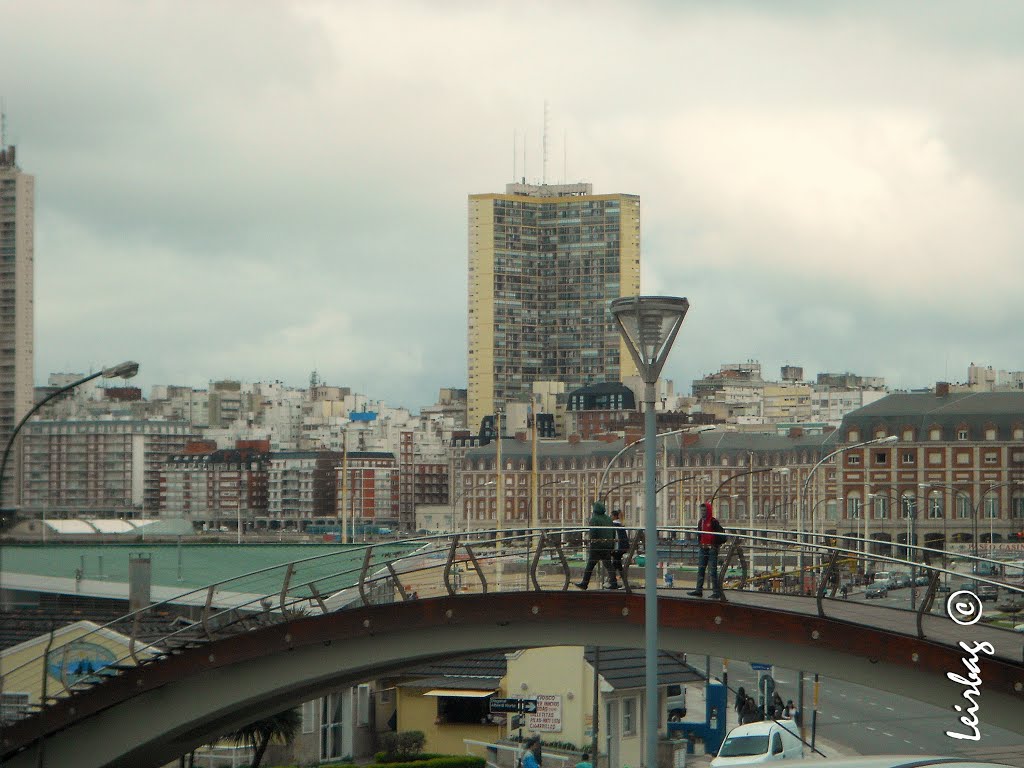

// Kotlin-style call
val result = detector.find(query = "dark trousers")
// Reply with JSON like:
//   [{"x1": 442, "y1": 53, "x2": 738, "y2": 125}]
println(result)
[
  {"x1": 611, "y1": 550, "x2": 626, "y2": 581},
  {"x1": 694, "y1": 546, "x2": 720, "y2": 593},
  {"x1": 581, "y1": 549, "x2": 615, "y2": 587}
]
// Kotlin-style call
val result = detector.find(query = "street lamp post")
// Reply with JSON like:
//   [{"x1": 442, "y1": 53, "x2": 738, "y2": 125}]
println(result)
[
  {"x1": 611, "y1": 295, "x2": 689, "y2": 768},
  {"x1": 0, "y1": 361, "x2": 140, "y2": 532},
  {"x1": 975, "y1": 481, "x2": 1023, "y2": 558},
  {"x1": 534, "y1": 478, "x2": 573, "y2": 536}
]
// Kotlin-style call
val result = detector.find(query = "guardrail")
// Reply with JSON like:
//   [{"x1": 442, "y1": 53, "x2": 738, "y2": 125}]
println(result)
[{"x1": 1, "y1": 526, "x2": 1021, "y2": 726}]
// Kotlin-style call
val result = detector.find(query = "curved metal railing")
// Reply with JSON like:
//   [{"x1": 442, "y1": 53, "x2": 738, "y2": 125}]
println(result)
[{"x1": 1, "y1": 526, "x2": 1021, "y2": 725}]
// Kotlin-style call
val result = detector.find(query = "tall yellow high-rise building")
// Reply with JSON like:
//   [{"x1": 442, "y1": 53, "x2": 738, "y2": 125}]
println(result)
[{"x1": 467, "y1": 182, "x2": 640, "y2": 431}]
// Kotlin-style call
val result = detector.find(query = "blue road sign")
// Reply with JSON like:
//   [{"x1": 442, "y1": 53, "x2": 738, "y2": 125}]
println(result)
[{"x1": 750, "y1": 662, "x2": 773, "y2": 671}]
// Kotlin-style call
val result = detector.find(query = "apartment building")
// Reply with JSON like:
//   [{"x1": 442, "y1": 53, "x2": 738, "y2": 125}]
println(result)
[
  {"x1": 20, "y1": 419, "x2": 197, "y2": 517},
  {"x1": 456, "y1": 390, "x2": 1024, "y2": 557},
  {"x1": 338, "y1": 450, "x2": 400, "y2": 531},
  {"x1": 160, "y1": 442, "x2": 270, "y2": 529},
  {"x1": 834, "y1": 390, "x2": 1024, "y2": 553},
  {"x1": 267, "y1": 450, "x2": 341, "y2": 524},
  {"x1": 0, "y1": 142, "x2": 34, "y2": 509},
  {"x1": 694, "y1": 363, "x2": 888, "y2": 426},
  {"x1": 467, "y1": 182, "x2": 641, "y2": 432}
]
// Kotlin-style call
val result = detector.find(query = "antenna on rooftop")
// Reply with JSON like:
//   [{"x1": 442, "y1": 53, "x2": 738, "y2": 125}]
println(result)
[
  {"x1": 520, "y1": 132, "x2": 528, "y2": 185},
  {"x1": 542, "y1": 100, "x2": 549, "y2": 185},
  {"x1": 512, "y1": 128, "x2": 517, "y2": 181},
  {"x1": 563, "y1": 129, "x2": 567, "y2": 184}
]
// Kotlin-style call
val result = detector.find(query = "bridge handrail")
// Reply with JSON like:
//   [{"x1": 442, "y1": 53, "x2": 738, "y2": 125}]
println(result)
[{"x1": 1, "y1": 526, "x2": 1020, "y2": 726}]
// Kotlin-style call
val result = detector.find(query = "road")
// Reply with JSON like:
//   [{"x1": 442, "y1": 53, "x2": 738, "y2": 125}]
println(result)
[{"x1": 706, "y1": 658, "x2": 1022, "y2": 757}]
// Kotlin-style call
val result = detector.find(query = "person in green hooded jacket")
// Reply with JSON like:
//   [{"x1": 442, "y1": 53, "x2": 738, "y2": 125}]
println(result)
[{"x1": 575, "y1": 500, "x2": 619, "y2": 590}]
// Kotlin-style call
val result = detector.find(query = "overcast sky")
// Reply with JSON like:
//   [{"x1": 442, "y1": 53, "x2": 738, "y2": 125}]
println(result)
[{"x1": 2, "y1": 1, "x2": 1023, "y2": 410}]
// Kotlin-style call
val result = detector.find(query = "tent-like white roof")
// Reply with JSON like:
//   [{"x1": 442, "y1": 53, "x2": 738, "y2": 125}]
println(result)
[
  {"x1": 88, "y1": 520, "x2": 137, "y2": 533},
  {"x1": 45, "y1": 520, "x2": 96, "y2": 534}
]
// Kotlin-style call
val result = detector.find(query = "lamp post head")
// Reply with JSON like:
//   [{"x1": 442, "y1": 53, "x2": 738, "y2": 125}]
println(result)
[
  {"x1": 774, "y1": 467, "x2": 790, "y2": 475},
  {"x1": 610, "y1": 296, "x2": 689, "y2": 385},
  {"x1": 871, "y1": 435, "x2": 898, "y2": 445},
  {"x1": 102, "y1": 361, "x2": 140, "y2": 379}
]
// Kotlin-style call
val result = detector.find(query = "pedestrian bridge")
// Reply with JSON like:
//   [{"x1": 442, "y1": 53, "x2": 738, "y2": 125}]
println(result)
[{"x1": 2, "y1": 528, "x2": 1022, "y2": 768}]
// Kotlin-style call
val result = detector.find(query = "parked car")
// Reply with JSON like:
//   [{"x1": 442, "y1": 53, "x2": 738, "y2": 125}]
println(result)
[
  {"x1": 866, "y1": 583, "x2": 888, "y2": 599},
  {"x1": 914, "y1": 575, "x2": 930, "y2": 586},
  {"x1": 710, "y1": 721, "x2": 804, "y2": 766},
  {"x1": 977, "y1": 583, "x2": 998, "y2": 602}
]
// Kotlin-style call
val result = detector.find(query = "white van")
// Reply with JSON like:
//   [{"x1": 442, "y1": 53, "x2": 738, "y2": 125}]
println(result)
[{"x1": 710, "y1": 721, "x2": 805, "y2": 766}]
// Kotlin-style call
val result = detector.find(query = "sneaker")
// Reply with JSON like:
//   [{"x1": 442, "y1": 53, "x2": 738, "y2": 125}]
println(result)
[
  {"x1": 710, "y1": 592, "x2": 724, "y2": 599},
  {"x1": 607, "y1": 583, "x2": 622, "y2": 590},
  {"x1": 687, "y1": 590, "x2": 703, "y2": 597},
  {"x1": 574, "y1": 582, "x2": 588, "y2": 590}
]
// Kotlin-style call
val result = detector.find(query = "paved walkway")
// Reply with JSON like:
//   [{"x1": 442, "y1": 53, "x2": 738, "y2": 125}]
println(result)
[{"x1": 666, "y1": 587, "x2": 1024, "y2": 665}]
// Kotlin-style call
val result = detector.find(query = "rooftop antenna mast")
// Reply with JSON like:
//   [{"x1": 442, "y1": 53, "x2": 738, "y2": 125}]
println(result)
[
  {"x1": 542, "y1": 100, "x2": 549, "y2": 185},
  {"x1": 512, "y1": 129, "x2": 517, "y2": 182},
  {"x1": 563, "y1": 129, "x2": 567, "y2": 184}
]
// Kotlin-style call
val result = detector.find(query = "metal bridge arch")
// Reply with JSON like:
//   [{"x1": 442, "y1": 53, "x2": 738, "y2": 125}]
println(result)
[{"x1": 3, "y1": 590, "x2": 1023, "y2": 768}]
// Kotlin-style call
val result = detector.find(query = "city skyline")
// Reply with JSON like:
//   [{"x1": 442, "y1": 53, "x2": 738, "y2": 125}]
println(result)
[{"x1": 2, "y1": 2, "x2": 1023, "y2": 409}]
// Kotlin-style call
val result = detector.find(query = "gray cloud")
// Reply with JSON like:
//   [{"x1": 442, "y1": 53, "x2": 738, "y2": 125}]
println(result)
[{"x1": 3, "y1": 1, "x2": 1023, "y2": 407}]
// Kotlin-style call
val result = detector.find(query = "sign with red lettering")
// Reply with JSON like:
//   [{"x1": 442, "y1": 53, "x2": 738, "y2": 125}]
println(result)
[{"x1": 528, "y1": 694, "x2": 562, "y2": 733}]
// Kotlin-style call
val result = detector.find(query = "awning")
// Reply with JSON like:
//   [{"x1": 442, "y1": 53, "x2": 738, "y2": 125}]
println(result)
[{"x1": 422, "y1": 689, "x2": 495, "y2": 698}]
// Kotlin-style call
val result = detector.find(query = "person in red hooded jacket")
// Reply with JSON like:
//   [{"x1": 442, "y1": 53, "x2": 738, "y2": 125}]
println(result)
[{"x1": 688, "y1": 500, "x2": 726, "y2": 598}]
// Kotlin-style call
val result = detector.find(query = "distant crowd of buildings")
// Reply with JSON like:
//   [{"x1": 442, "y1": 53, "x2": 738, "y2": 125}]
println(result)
[
  {"x1": 4, "y1": 150, "x2": 1023, "y2": 541},
  {"x1": 4, "y1": 365, "x2": 1023, "y2": 552}
]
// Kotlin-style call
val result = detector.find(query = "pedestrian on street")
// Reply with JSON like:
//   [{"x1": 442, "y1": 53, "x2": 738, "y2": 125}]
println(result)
[
  {"x1": 576, "y1": 501, "x2": 618, "y2": 590},
  {"x1": 740, "y1": 695, "x2": 757, "y2": 724},
  {"x1": 734, "y1": 686, "x2": 746, "y2": 718},
  {"x1": 522, "y1": 736, "x2": 542, "y2": 768},
  {"x1": 688, "y1": 501, "x2": 726, "y2": 598},
  {"x1": 575, "y1": 752, "x2": 593, "y2": 768}
]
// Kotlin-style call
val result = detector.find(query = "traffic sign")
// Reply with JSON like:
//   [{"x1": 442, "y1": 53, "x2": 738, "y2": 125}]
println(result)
[
  {"x1": 489, "y1": 697, "x2": 538, "y2": 714},
  {"x1": 750, "y1": 662, "x2": 772, "y2": 671}
]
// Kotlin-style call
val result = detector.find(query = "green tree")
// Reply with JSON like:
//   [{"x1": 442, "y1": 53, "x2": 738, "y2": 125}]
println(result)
[{"x1": 231, "y1": 708, "x2": 302, "y2": 768}]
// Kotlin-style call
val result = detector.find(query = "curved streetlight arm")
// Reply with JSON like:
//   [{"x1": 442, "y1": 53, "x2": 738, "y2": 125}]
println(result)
[
  {"x1": 594, "y1": 424, "x2": 713, "y2": 499},
  {"x1": 797, "y1": 434, "x2": 896, "y2": 573},
  {"x1": 709, "y1": 466, "x2": 788, "y2": 503},
  {"x1": 0, "y1": 362, "x2": 139, "y2": 518},
  {"x1": 801, "y1": 435, "x2": 898, "y2": 506},
  {"x1": 974, "y1": 480, "x2": 1024, "y2": 555},
  {"x1": 599, "y1": 477, "x2": 642, "y2": 502},
  {"x1": 655, "y1": 472, "x2": 711, "y2": 495}
]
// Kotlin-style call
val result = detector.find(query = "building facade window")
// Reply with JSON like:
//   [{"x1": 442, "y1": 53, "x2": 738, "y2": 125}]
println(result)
[
  {"x1": 984, "y1": 497, "x2": 998, "y2": 519},
  {"x1": 957, "y1": 496, "x2": 972, "y2": 519},
  {"x1": 873, "y1": 497, "x2": 889, "y2": 519},
  {"x1": 622, "y1": 697, "x2": 637, "y2": 736},
  {"x1": 847, "y1": 497, "x2": 860, "y2": 519},
  {"x1": 1012, "y1": 496, "x2": 1024, "y2": 519}
]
